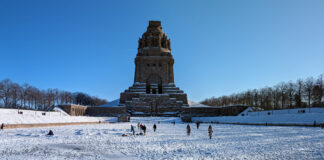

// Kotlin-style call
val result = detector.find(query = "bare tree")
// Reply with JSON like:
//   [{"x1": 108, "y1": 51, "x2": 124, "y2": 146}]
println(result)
[
  {"x1": 312, "y1": 74, "x2": 323, "y2": 106},
  {"x1": 304, "y1": 77, "x2": 314, "y2": 111}
]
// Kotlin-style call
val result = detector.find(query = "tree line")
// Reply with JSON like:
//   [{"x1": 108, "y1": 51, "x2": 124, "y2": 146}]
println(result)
[
  {"x1": 0, "y1": 78, "x2": 108, "y2": 111},
  {"x1": 201, "y1": 74, "x2": 324, "y2": 110}
]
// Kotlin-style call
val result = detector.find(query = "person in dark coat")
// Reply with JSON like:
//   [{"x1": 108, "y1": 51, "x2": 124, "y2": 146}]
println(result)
[
  {"x1": 47, "y1": 130, "x2": 54, "y2": 136},
  {"x1": 196, "y1": 122, "x2": 200, "y2": 129},
  {"x1": 137, "y1": 122, "x2": 141, "y2": 131},
  {"x1": 186, "y1": 124, "x2": 191, "y2": 136},
  {"x1": 1, "y1": 123, "x2": 4, "y2": 130},
  {"x1": 142, "y1": 125, "x2": 147, "y2": 135},
  {"x1": 153, "y1": 123, "x2": 157, "y2": 132},
  {"x1": 208, "y1": 125, "x2": 213, "y2": 139},
  {"x1": 131, "y1": 125, "x2": 135, "y2": 135}
]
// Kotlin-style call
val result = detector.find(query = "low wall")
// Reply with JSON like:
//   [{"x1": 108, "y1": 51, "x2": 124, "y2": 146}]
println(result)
[
  {"x1": 182, "y1": 105, "x2": 248, "y2": 117},
  {"x1": 86, "y1": 107, "x2": 127, "y2": 116}
]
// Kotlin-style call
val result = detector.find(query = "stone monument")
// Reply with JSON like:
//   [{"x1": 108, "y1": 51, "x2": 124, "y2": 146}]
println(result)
[{"x1": 119, "y1": 21, "x2": 188, "y2": 116}]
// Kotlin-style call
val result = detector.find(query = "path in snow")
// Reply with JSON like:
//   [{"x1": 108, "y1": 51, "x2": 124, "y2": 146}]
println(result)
[{"x1": 0, "y1": 118, "x2": 324, "y2": 160}]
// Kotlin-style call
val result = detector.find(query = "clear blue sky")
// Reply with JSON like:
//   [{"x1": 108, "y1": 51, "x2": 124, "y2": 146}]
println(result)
[{"x1": 1, "y1": 0, "x2": 324, "y2": 102}]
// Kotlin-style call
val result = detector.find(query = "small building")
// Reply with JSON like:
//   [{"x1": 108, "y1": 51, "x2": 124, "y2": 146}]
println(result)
[{"x1": 58, "y1": 104, "x2": 87, "y2": 116}]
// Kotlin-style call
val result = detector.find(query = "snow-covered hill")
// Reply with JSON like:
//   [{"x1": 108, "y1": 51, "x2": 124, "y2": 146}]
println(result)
[
  {"x1": 0, "y1": 108, "x2": 115, "y2": 124},
  {"x1": 193, "y1": 107, "x2": 324, "y2": 125}
]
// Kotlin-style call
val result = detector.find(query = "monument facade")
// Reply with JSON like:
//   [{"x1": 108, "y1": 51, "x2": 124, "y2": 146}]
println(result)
[{"x1": 120, "y1": 21, "x2": 188, "y2": 116}]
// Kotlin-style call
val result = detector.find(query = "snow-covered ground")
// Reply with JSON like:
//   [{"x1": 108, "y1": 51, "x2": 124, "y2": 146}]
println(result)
[
  {"x1": 0, "y1": 117, "x2": 323, "y2": 160},
  {"x1": 193, "y1": 107, "x2": 324, "y2": 125},
  {"x1": 0, "y1": 108, "x2": 116, "y2": 124}
]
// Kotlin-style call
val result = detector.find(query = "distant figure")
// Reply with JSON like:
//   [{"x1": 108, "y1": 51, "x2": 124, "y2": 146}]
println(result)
[
  {"x1": 142, "y1": 125, "x2": 147, "y2": 135},
  {"x1": 1, "y1": 123, "x2": 4, "y2": 130},
  {"x1": 47, "y1": 130, "x2": 54, "y2": 136},
  {"x1": 186, "y1": 124, "x2": 191, "y2": 136},
  {"x1": 131, "y1": 125, "x2": 135, "y2": 135},
  {"x1": 208, "y1": 125, "x2": 213, "y2": 139},
  {"x1": 172, "y1": 121, "x2": 175, "y2": 126},
  {"x1": 153, "y1": 124, "x2": 157, "y2": 132},
  {"x1": 137, "y1": 122, "x2": 141, "y2": 131},
  {"x1": 314, "y1": 121, "x2": 317, "y2": 127},
  {"x1": 196, "y1": 122, "x2": 200, "y2": 129}
]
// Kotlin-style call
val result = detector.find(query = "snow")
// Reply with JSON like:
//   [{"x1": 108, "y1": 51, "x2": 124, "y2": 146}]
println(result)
[
  {"x1": 0, "y1": 117, "x2": 323, "y2": 159},
  {"x1": 0, "y1": 108, "x2": 116, "y2": 124},
  {"x1": 187, "y1": 100, "x2": 210, "y2": 107},
  {"x1": 97, "y1": 99, "x2": 121, "y2": 107},
  {"x1": 193, "y1": 107, "x2": 324, "y2": 125}
]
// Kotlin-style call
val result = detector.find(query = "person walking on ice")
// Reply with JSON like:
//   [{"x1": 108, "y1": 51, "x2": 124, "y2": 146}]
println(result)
[
  {"x1": 153, "y1": 123, "x2": 157, "y2": 132},
  {"x1": 196, "y1": 122, "x2": 200, "y2": 129},
  {"x1": 208, "y1": 125, "x2": 213, "y2": 139},
  {"x1": 142, "y1": 125, "x2": 147, "y2": 135},
  {"x1": 186, "y1": 124, "x2": 191, "y2": 136},
  {"x1": 131, "y1": 125, "x2": 135, "y2": 135}
]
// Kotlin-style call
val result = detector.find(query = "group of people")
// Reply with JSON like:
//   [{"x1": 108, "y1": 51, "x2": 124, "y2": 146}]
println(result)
[
  {"x1": 130, "y1": 122, "x2": 151, "y2": 136},
  {"x1": 186, "y1": 123, "x2": 213, "y2": 139},
  {"x1": 129, "y1": 121, "x2": 214, "y2": 139}
]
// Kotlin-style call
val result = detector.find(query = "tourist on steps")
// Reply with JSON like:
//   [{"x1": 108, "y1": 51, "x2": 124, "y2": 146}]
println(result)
[
  {"x1": 208, "y1": 125, "x2": 213, "y2": 139},
  {"x1": 186, "y1": 124, "x2": 191, "y2": 136},
  {"x1": 153, "y1": 123, "x2": 157, "y2": 132}
]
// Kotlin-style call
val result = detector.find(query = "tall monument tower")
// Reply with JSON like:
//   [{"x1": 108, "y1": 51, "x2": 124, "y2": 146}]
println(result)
[
  {"x1": 134, "y1": 21, "x2": 174, "y2": 86},
  {"x1": 120, "y1": 21, "x2": 188, "y2": 116}
]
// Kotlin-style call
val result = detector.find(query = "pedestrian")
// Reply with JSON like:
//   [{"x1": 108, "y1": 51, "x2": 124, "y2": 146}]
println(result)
[
  {"x1": 47, "y1": 130, "x2": 54, "y2": 136},
  {"x1": 153, "y1": 123, "x2": 157, "y2": 132},
  {"x1": 138, "y1": 122, "x2": 141, "y2": 131},
  {"x1": 173, "y1": 121, "x2": 175, "y2": 126},
  {"x1": 1, "y1": 123, "x2": 4, "y2": 130},
  {"x1": 143, "y1": 125, "x2": 147, "y2": 135},
  {"x1": 196, "y1": 122, "x2": 200, "y2": 129},
  {"x1": 186, "y1": 124, "x2": 191, "y2": 136},
  {"x1": 208, "y1": 125, "x2": 213, "y2": 139},
  {"x1": 131, "y1": 125, "x2": 135, "y2": 135}
]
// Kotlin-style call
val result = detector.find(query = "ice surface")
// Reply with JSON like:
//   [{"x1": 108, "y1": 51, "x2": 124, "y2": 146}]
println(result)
[{"x1": 0, "y1": 117, "x2": 323, "y2": 159}]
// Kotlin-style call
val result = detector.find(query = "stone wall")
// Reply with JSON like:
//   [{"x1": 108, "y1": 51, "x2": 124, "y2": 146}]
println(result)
[
  {"x1": 58, "y1": 104, "x2": 87, "y2": 116},
  {"x1": 86, "y1": 107, "x2": 127, "y2": 116},
  {"x1": 181, "y1": 105, "x2": 248, "y2": 117}
]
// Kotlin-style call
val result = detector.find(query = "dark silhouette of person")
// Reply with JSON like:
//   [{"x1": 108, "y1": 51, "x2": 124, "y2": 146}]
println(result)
[
  {"x1": 153, "y1": 124, "x2": 157, "y2": 132},
  {"x1": 186, "y1": 124, "x2": 191, "y2": 136},
  {"x1": 47, "y1": 130, "x2": 54, "y2": 136},
  {"x1": 196, "y1": 122, "x2": 200, "y2": 129},
  {"x1": 1, "y1": 123, "x2": 4, "y2": 130},
  {"x1": 208, "y1": 125, "x2": 213, "y2": 139},
  {"x1": 142, "y1": 125, "x2": 147, "y2": 135},
  {"x1": 131, "y1": 125, "x2": 135, "y2": 135}
]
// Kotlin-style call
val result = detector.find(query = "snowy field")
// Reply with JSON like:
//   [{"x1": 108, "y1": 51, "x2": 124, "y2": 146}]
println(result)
[{"x1": 1, "y1": 118, "x2": 324, "y2": 160}]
